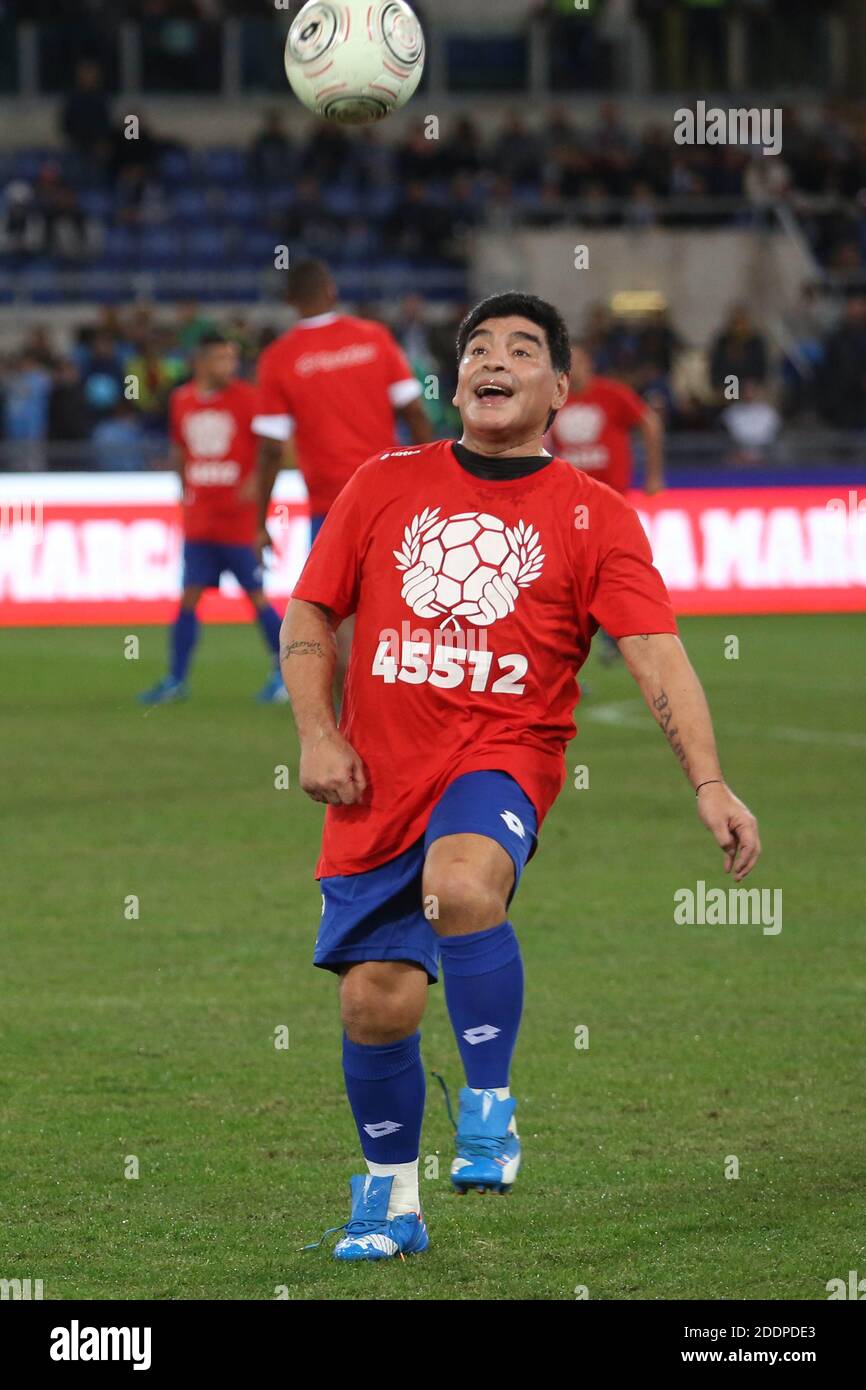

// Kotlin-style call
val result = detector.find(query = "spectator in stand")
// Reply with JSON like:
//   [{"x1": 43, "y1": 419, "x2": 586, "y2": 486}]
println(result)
[
  {"x1": 1, "y1": 352, "x2": 52, "y2": 468},
  {"x1": 175, "y1": 301, "x2": 218, "y2": 355},
  {"x1": 439, "y1": 117, "x2": 484, "y2": 180},
  {"x1": 710, "y1": 306, "x2": 768, "y2": 396},
  {"x1": 125, "y1": 329, "x2": 187, "y2": 427},
  {"x1": 633, "y1": 124, "x2": 672, "y2": 196},
  {"x1": 722, "y1": 381, "x2": 782, "y2": 467},
  {"x1": 395, "y1": 120, "x2": 441, "y2": 184},
  {"x1": 48, "y1": 359, "x2": 93, "y2": 468},
  {"x1": 590, "y1": 101, "x2": 636, "y2": 197},
  {"x1": 300, "y1": 121, "x2": 352, "y2": 183},
  {"x1": 92, "y1": 400, "x2": 149, "y2": 471},
  {"x1": 624, "y1": 181, "x2": 658, "y2": 228},
  {"x1": 248, "y1": 109, "x2": 294, "y2": 185},
  {"x1": 279, "y1": 175, "x2": 343, "y2": 258},
  {"x1": 1, "y1": 181, "x2": 43, "y2": 260},
  {"x1": 35, "y1": 162, "x2": 92, "y2": 261},
  {"x1": 539, "y1": 104, "x2": 578, "y2": 164},
  {"x1": 817, "y1": 294, "x2": 866, "y2": 429},
  {"x1": 385, "y1": 181, "x2": 455, "y2": 261},
  {"x1": 22, "y1": 325, "x2": 57, "y2": 369},
  {"x1": 555, "y1": 144, "x2": 592, "y2": 199},
  {"x1": 581, "y1": 302, "x2": 615, "y2": 371},
  {"x1": 744, "y1": 149, "x2": 792, "y2": 218},
  {"x1": 80, "y1": 331, "x2": 126, "y2": 422},
  {"x1": 637, "y1": 307, "x2": 681, "y2": 381},
  {"x1": 59, "y1": 60, "x2": 113, "y2": 164},
  {"x1": 490, "y1": 112, "x2": 542, "y2": 187}
]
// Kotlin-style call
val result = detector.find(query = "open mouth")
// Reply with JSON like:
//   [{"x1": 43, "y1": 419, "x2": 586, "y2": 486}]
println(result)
[{"x1": 474, "y1": 381, "x2": 514, "y2": 400}]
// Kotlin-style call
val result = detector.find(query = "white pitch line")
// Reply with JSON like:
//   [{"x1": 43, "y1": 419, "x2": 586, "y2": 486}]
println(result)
[{"x1": 582, "y1": 700, "x2": 866, "y2": 750}]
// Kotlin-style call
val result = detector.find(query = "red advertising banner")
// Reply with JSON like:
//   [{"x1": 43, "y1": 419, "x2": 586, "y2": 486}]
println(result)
[{"x1": 0, "y1": 476, "x2": 864, "y2": 626}]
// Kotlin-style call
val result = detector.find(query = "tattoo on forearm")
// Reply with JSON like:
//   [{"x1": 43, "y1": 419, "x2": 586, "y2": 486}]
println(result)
[
  {"x1": 652, "y1": 687, "x2": 690, "y2": 775},
  {"x1": 280, "y1": 640, "x2": 325, "y2": 662}
]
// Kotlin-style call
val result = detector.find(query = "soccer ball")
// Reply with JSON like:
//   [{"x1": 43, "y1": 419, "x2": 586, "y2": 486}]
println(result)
[{"x1": 284, "y1": 0, "x2": 425, "y2": 126}]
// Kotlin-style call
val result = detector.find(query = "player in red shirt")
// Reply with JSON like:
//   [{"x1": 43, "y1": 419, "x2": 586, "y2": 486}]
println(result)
[
  {"x1": 139, "y1": 333, "x2": 286, "y2": 705},
  {"x1": 253, "y1": 259, "x2": 432, "y2": 687},
  {"x1": 281, "y1": 293, "x2": 760, "y2": 1261},
  {"x1": 549, "y1": 342, "x2": 666, "y2": 664},
  {"x1": 548, "y1": 341, "x2": 666, "y2": 496}
]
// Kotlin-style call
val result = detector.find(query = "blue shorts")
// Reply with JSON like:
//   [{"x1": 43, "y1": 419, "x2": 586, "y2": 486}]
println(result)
[
  {"x1": 183, "y1": 541, "x2": 264, "y2": 593},
  {"x1": 314, "y1": 770, "x2": 538, "y2": 983}
]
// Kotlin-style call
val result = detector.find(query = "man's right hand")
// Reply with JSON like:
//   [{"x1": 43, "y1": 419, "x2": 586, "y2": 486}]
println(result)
[{"x1": 299, "y1": 729, "x2": 367, "y2": 806}]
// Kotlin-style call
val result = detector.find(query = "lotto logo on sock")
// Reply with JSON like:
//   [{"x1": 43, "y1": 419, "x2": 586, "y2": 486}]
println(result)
[
  {"x1": 363, "y1": 1120, "x2": 403, "y2": 1139},
  {"x1": 463, "y1": 1025, "x2": 501, "y2": 1046}
]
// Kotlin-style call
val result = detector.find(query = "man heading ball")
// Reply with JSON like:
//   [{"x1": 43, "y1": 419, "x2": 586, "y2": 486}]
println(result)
[{"x1": 282, "y1": 292, "x2": 761, "y2": 1261}]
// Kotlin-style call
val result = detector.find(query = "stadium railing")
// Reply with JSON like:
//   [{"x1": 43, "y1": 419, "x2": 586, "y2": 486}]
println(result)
[{"x1": 0, "y1": 12, "x2": 849, "y2": 101}]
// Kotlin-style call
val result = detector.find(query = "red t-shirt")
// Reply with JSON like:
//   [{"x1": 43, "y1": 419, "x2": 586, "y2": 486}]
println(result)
[
  {"x1": 253, "y1": 312, "x2": 422, "y2": 515},
  {"x1": 291, "y1": 439, "x2": 677, "y2": 878},
  {"x1": 170, "y1": 379, "x2": 258, "y2": 544},
  {"x1": 548, "y1": 377, "x2": 648, "y2": 495}
]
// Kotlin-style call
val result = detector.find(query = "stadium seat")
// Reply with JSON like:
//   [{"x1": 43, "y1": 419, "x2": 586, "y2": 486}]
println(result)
[
  {"x1": 102, "y1": 226, "x2": 138, "y2": 267},
  {"x1": 201, "y1": 147, "x2": 246, "y2": 184},
  {"x1": 157, "y1": 148, "x2": 194, "y2": 186},
  {"x1": 323, "y1": 185, "x2": 362, "y2": 218},
  {"x1": 185, "y1": 227, "x2": 229, "y2": 267},
  {"x1": 78, "y1": 190, "x2": 114, "y2": 220},
  {"x1": 222, "y1": 187, "x2": 259, "y2": 224},
  {"x1": 173, "y1": 189, "x2": 209, "y2": 224},
  {"x1": 263, "y1": 188, "x2": 295, "y2": 215},
  {"x1": 139, "y1": 228, "x2": 177, "y2": 267}
]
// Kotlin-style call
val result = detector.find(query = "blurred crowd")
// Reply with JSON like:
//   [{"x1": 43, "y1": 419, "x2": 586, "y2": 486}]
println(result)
[
  {"x1": 2, "y1": 289, "x2": 864, "y2": 471},
  {"x1": 1, "y1": 62, "x2": 866, "y2": 278},
  {"x1": 0, "y1": 303, "x2": 275, "y2": 470}
]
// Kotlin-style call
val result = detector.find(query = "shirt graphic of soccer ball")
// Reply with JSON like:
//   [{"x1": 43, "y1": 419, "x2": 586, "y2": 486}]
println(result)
[{"x1": 394, "y1": 509, "x2": 545, "y2": 628}]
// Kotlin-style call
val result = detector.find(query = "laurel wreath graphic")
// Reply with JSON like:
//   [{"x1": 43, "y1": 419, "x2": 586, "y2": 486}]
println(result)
[
  {"x1": 506, "y1": 520, "x2": 545, "y2": 586},
  {"x1": 392, "y1": 507, "x2": 442, "y2": 571},
  {"x1": 393, "y1": 509, "x2": 545, "y2": 628}
]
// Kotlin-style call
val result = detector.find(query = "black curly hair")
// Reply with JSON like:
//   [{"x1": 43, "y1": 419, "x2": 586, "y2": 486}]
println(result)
[
  {"x1": 455, "y1": 292, "x2": 572, "y2": 377},
  {"x1": 455, "y1": 292, "x2": 571, "y2": 432}
]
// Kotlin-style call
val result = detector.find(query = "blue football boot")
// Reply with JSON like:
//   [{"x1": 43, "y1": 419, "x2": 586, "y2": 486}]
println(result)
[
  {"x1": 303, "y1": 1175, "x2": 428, "y2": 1262},
  {"x1": 255, "y1": 668, "x2": 289, "y2": 703},
  {"x1": 451, "y1": 1088, "x2": 521, "y2": 1194},
  {"x1": 138, "y1": 676, "x2": 187, "y2": 705}
]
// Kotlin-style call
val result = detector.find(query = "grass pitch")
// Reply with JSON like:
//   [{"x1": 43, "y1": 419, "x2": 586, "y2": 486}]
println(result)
[{"x1": 1, "y1": 615, "x2": 863, "y2": 1300}]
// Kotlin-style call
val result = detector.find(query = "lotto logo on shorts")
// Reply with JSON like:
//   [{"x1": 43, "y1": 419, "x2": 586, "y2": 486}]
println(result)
[
  {"x1": 462, "y1": 1025, "x2": 501, "y2": 1046},
  {"x1": 500, "y1": 810, "x2": 525, "y2": 838}
]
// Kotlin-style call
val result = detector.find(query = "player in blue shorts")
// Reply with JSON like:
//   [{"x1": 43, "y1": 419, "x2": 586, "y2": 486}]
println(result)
[
  {"x1": 282, "y1": 293, "x2": 760, "y2": 1261},
  {"x1": 139, "y1": 334, "x2": 286, "y2": 705}
]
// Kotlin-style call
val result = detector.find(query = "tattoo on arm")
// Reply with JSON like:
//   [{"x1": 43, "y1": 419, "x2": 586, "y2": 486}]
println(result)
[
  {"x1": 652, "y1": 687, "x2": 690, "y2": 775},
  {"x1": 280, "y1": 640, "x2": 325, "y2": 662}
]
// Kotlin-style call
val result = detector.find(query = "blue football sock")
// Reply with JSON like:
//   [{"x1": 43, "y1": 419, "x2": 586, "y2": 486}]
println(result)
[
  {"x1": 170, "y1": 609, "x2": 200, "y2": 682},
  {"x1": 438, "y1": 921, "x2": 524, "y2": 1089},
  {"x1": 255, "y1": 603, "x2": 282, "y2": 660},
  {"x1": 342, "y1": 1031, "x2": 426, "y2": 1164}
]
